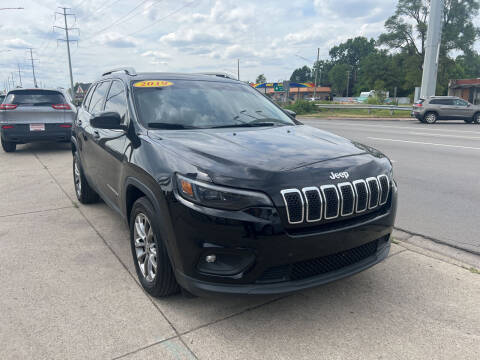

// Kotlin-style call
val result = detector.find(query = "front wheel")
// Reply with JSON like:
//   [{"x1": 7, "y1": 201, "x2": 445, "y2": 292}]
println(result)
[
  {"x1": 473, "y1": 113, "x2": 480, "y2": 124},
  {"x1": 130, "y1": 197, "x2": 179, "y2": 297},
  {"x1": 424, "y1": 112, "x2": 437, "y2": 124},
  {"x1": 1, "y1": 138, "x2": 16, "y2": 152}
]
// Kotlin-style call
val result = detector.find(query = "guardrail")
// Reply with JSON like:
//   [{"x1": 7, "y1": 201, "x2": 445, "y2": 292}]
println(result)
[{"x1": 315, "y1": 104, "x2": 412, "y2": 115}]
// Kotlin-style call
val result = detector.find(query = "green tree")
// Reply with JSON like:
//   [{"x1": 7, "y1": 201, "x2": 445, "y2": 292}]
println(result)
[
  {"x1": 328, "y1": 63, "x2": 351, "y2": 96},
  {"x1": 312, "y1": 60, "x2": 334, "y2": 86},
  {"x1": 290, "y1": 65, "x2": 312, "y2": 82},
  {"x1": 329, "y1": 37, "x2": 377, "y2": 68},
  {"x1": 255, "y1": 74, "x2": 266, "y2": 83}
]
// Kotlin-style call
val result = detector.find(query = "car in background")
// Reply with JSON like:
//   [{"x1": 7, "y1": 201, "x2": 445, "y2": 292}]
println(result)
[
  {"x1": 0, "y1": 94, "x2": 5, "y2": 104},
  {"x1": 412, "y1": 96, "x2": 480, "y2": 124},
  {"x1": 0, "y1": 88, "x2": 76, "y2": 152}
]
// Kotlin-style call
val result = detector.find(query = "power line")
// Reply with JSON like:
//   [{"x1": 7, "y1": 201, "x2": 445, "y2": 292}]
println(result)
[{"x1": 55, "y1": 7, "x2": 78, "y2": 96}]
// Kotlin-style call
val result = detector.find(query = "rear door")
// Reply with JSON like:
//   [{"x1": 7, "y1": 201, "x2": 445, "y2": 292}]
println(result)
[
  {"x1": 89, "y1": 80, "x2": 129, "y2": 209},
  {"x1": 77, "y1": 81, "x2": 111, "y2": 187},
  {"x1": 435, "y1": 99, "x2": 455, "y2": 119}
]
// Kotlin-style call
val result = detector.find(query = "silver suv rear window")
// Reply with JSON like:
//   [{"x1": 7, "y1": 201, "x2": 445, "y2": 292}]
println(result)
[{"x1": 5, "y1": 90, "x2": 65, "y2": 106}]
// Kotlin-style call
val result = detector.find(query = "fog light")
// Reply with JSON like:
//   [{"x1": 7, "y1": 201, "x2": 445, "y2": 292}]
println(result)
[{"x1": 205, "y1": 254, "x2": 216, "y2": 263}]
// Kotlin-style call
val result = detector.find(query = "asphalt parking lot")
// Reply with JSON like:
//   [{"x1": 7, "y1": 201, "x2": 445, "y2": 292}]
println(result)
[
  {"x1": 1, "y1": 126, "x2": 479, "y2": 359},
  {"x1": 301, "y1": 117, "x2": 480, "y2": 254}
]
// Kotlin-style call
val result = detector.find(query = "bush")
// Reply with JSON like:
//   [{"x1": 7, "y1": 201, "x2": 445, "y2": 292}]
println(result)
[{"x1": 284, "y1": 100, "x2": 317, "y2": 115}]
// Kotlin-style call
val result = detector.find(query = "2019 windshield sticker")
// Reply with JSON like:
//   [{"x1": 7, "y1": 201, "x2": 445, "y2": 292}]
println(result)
[{"x1": 133, "y1": 80, "x2": 174, "y2": 88}]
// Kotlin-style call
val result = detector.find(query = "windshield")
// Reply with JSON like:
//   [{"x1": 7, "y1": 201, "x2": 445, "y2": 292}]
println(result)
[
  {"x1": 5, "y1": 90, "x2": 65, "y2": 106},
  {"x1": 132, "y1": 80, "x2": 295, "y2": 129},
  {"x1": 0, "y1": 95, "x2": 5, "y2": 103}
]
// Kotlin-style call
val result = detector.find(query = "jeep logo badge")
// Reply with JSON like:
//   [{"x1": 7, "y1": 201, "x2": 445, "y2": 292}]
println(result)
[{"x1": 329, "y1": 171, "x2": 350, "y2": 180}]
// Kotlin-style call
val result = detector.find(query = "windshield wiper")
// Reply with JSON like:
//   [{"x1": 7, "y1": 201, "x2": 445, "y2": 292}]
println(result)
[
  {"x1": 148, "y1": 122, "x2": 197, "y2": 130},
  {"x1": 209, "y1": 122, "x2": 276, "y2": 129}
]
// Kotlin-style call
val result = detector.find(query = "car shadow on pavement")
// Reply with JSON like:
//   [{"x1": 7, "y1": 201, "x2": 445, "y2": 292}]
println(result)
[{"x1": 13, "y1": 141, "x2": 71, "y2": 153}]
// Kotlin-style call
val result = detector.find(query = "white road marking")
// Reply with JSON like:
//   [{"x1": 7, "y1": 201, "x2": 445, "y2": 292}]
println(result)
[
  {"x1": 303, "y1": 120, "x2": 480, "y2": 135},
  {"x1": 368, "y1": 137, "x2": 480, "y2": 151},
  {"x1": 408, "y1": 131, "x2": 480, "y2": 140}
]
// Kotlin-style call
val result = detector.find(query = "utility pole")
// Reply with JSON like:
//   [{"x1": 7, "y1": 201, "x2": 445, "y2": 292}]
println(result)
[
  {"x1": 17, "y1": 63, "x2": 22, "y2": 87},
  {"x1": 55, "y1": 7, "x2": 78, "y2": 97},
  {"x1": 313, "y1": 48, "x2": 320, "y2": 100},
  {"x1": 10, "y1": 73, "x2": 16, "y2": 88},
  {"x1": 237, "y1": 59, "x2": 240, "y2": 81},
  {"x1": 28, "y1": 48, "x2": 38, "y2": 88},
  {"x1": 420, "y1": 0, "x2": 444, "y2": 98}
]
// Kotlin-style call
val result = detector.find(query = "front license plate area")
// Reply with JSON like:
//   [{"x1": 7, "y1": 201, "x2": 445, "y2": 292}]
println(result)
[{"x1": 30, "y1": 124, "x2": 45, "y2": 131}]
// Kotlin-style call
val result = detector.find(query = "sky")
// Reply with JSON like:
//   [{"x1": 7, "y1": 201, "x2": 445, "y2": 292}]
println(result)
[{"x1": 0, "y1": 0, "x2": 478, "y2": 90}]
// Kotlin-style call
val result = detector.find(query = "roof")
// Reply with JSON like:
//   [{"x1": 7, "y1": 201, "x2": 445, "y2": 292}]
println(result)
[
  {"x1": 449, "y1": 78, "x2": 480, "y2": 88},
  {"x1": 102, "y1": 71, "x2": 240, "y2": 84}
]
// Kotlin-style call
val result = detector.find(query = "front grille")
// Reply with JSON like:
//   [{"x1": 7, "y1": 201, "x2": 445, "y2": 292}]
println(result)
[
  {"x1": 257, "y1": 239, "x2": 379, "y2": 283},
  {"x1": 281, "y1": 175, "x2": 391, "y2": 225}
]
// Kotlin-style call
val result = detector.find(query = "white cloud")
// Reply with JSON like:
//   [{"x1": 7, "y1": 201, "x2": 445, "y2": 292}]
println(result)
[
  {"x1": 96, "y1": 32, "x2": 137, "y2": 48},
  {"x1": 3, "y1": 38, "x2": 32, "y2": 49}
]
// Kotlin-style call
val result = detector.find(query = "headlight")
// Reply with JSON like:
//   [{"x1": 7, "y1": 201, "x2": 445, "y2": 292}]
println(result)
[{"x1": 175, "y1": 174, "x2": 273, "y2": 211}]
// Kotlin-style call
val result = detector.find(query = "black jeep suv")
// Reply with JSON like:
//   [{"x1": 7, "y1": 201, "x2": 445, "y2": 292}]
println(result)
[{"x1": 72, "y1": 67, "x2": 397, "y2": 297}]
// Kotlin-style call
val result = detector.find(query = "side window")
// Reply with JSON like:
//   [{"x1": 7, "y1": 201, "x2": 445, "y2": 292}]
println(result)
[
  {"x1": 430, "y1": 99, "x2": 440, "y2": 105},
  {"x1": 455, "y1": 99, "x2": 468, "y2": 106},
  {"x1": 89, "y1": 81, "x2": 111, "y2": 114},
  {"x1": 83, "y1": 84, "x2": 96, "y2": 111},
  {"x1": 104, "y1": 80, "x2": 127, "y2": 123},
  {"x1": 445, "y1": 99, "x2": 456, "y2": 106}
]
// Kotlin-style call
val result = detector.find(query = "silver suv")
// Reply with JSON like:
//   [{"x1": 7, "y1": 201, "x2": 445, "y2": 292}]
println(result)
[
  {"x1": 412, "y1": 96, "x2": 480, "y2": 124},
  {"x1": 0, "y1": 88, "x2": 76, "y2": 152}
]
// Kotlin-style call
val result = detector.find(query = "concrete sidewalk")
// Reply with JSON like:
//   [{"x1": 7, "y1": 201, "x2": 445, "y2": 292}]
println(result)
[{"x1": 0, "y1": 143, "x2": 479, "y2": 360}]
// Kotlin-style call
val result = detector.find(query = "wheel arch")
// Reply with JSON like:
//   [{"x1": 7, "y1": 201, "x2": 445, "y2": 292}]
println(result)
[{"x1": 124, "y1": 177, "x2": 163, "y2": 226}]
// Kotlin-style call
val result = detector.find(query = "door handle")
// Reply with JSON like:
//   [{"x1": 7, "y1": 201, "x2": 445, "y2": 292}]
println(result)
[{"x1": 93, "y1": 130, "x2": 100, "y2": 139}]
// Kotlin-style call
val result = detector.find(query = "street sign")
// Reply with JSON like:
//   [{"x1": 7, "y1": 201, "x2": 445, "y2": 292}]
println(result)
[{"x1": 274, "y1": 84, "x2": 284, "y2": 92}]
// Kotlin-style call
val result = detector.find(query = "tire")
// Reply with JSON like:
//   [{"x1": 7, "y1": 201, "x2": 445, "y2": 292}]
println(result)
[
  {"x1": 424, "y1": 112, "x2": 437, "y2": 124},
  {"x1": 1, "y1": 138, "x2": 16, "y2": 152},
  {"x1": 418, "y1": 117, "x2": 426, "y2": 123},
  {"x1": 130, "y1": 197, "x2": 179, "y2": 297},
  {"x1": 473, "y1": 112, "x2": 480, "y2": 124},
  {"x1": 73, "y1": 152, "x2": 99, "y2": 204}
]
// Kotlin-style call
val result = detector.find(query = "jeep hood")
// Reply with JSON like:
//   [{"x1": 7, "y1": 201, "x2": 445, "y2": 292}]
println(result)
[{"x1": 148, "y1": 125, "x2": 384, "y2": 184}]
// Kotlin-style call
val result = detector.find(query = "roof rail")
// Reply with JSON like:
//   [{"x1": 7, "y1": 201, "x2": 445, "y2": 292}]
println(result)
[
  {"x1": 102, "y1": 67, "x2": 137, "y2": 77},
  {"x1": 195, "y1": 72, "x2": 238, "y2": 80}
]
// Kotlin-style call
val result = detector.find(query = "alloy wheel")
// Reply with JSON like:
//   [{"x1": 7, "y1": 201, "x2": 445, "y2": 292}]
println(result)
[
  {"x1": 74, "y1": 159, "x2": 81, "y2": 197},
  {"x1": 134, "y1": 213, "x2": 157, "y2": 282},
  {"x1": 425, "y1": 113, "x2": 437, "y2": 124}
]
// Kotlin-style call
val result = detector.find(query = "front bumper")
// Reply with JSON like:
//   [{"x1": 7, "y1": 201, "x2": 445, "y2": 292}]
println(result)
[
  {"x1": 1, "y1": 124, "x2": 71, "y2": 143},
  {"x1": 167, "y1": 181, "x2": 398, "y2": 296}
]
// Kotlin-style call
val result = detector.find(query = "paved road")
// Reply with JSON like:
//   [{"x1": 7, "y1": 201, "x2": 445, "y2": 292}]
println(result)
[{"x1": 300, "y1": 117, "x2": 480, "y2": 254}]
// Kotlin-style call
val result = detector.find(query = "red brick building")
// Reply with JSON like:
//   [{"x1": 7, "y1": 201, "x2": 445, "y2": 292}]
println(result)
[{"x1": 448, "y1": 78, "x2": 480, "y2": 104}]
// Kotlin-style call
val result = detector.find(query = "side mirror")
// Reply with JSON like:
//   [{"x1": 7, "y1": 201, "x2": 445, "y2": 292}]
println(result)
[
  {"x1": 90, "y1": 112, "x2": 124, "y2": 130},
  {"x1": 284, "y1": 109, "x2": 296, "y2": 119}
]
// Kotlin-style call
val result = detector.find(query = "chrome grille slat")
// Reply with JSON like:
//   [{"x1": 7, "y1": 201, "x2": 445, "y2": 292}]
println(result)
[
  {"x1": 302, "y1": 187, "x2": 322, "y2": 222},
  {"x1": 281, "y1": 174, "x2": 390, "y2": 225},
  {"x1": 366, "y1": 177, "x2": 380, "y2": 209},
  {"x1": 338, "y1": 182, "x2": 355, "y2": 216},
  {"x1": 377, "y1": 175, "x2": 390, "y2": 205},
  {"x1": 320, "y1": 185, "x2": 340, "y2": 220},
  {"x1": 281, "y1": 189, "x2": 304, "y2": 224}
]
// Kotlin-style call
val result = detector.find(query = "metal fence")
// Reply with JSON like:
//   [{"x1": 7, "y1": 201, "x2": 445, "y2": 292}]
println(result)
[{"x1": 315, "y1": 103, "x2": 412, "y2": 115}]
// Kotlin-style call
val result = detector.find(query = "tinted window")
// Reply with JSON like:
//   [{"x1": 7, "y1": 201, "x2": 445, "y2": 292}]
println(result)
[
  {"x1": 455, "y1": 99, "x2": 468, "y2": 106},
  {"x1": 0, "y1": 95, "x2": 5, "y2": 103},
  {"x1": 430, "y1": 99, "x2": 454, "y2": 105},
  {"x1": 88, "y1": 81, "x2": 110, "y2": 114},
  {"x1": 104, "y1": 81, "x2": 127, "y2": 122},
  {"x1": 132, "y1": 80, "x2": 294, "y2": 129},
  {"x1": 83, "y1": 85, "x2": 96, "y2": 110},
  {"x1": 5, "y1": 90, "x2": 65, "y2": 106}
]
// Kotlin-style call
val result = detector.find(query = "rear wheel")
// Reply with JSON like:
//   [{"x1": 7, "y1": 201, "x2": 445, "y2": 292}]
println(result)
[
  {"x1": 473, "y1": 112, "x2": 480, "y2": 124},
  {"x1": 1, "y1": 138, "x2": 16, "y2": 153},
  {"x1": 130, "y1": 197, "x2": 179, "y2": 297},
  {"x1": 73, "y1": 152, "x2": 99, "y2": 204},
  {"x1": 424, "y1": 112, "x2": 437, "y2": 124}
]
